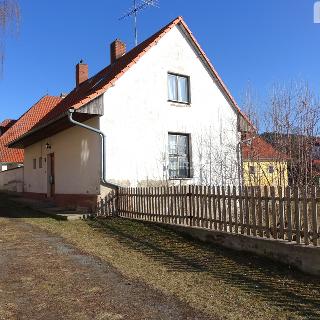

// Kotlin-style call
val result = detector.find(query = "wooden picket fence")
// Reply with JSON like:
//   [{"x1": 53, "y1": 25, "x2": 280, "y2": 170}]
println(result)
[{"x1": 97, "y1": 185, "x2": 320, "y2": 246}]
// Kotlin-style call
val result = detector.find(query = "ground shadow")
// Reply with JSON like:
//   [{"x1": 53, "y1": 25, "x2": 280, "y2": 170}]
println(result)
[
  {"x1": 0, "y1": 193, "x2": 47, "y2": 218},
  {"x1": 86, "y1": 217, "x2": 320, "y2": 320}
]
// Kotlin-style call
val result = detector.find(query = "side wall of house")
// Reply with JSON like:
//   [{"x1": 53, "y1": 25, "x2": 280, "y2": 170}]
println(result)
[
  {"x1": 243, "y1": 161, "x2": 288, "y2": 187},
  {"x1": 23, "y1": 117, "x2": 100, "y2": 208},
  {"x1": 101, "y1": 25, "x2": 240, "y2": 188},
  {"x1": 0, "y1": 167, "x2": 24, "y2": 192},
  {"x1": 0, "y1": 163, "x2": 21, "y2": 172}
]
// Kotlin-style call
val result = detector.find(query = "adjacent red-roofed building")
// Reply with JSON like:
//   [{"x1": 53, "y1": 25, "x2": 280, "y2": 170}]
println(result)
[
  {"x1": 0, "y1": 95, "x2": 62, "y2": 172},
  {"x1": 7, "y1": 17, "x2": 252, "y2": 210},
  {"x1": 241, "y1": 135, "x2": 289, "y2": 187},
  {"x1": 0, "y1": 119, "x2": 16, "y2": 136}
]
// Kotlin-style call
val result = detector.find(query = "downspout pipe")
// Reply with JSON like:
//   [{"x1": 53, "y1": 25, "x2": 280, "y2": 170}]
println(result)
[{"x1": 67, "y1": 108, "x2": 119, "y2": 191}]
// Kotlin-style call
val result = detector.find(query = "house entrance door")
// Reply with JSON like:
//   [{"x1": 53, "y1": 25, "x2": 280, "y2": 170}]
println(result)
[{"x1": 47, "y1": 153, "x2": 55, "y2": 198}]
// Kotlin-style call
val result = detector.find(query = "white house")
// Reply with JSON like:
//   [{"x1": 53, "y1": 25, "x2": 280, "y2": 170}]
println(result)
[{"x1": 9, "y1": 17, "x2": 250, "y2": 210}]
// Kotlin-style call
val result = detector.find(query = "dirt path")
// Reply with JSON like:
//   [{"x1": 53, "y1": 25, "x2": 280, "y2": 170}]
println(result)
[
  {"x1": 1, "y1": 193, "x2": 320, "y2": 320},
  {"x1": 0, "y1": 215, "x2": 210, "y2": 319}
]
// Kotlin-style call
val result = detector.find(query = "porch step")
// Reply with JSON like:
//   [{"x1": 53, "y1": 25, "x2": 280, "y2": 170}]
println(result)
[{"x1": 39, "y1": 207, "x2": 92, "y2": 221}]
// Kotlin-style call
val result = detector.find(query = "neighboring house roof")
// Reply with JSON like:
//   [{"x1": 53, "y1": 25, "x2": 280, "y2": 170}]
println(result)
[
  {"x1": 0, "y1": 95, "x2": 62, "y2": 163},
  {"x1": 242, "y1": 136, "x2": 289, "y2": 161},
  {"x1": 0, "y1": 119, "x2": 16, "y2": 135},
  {"x1": 10, "y1": 16, "x2": 253, "y2": 149},
  {"x1": 0, "y1": 119, "x2": 16, "y2": 129}
]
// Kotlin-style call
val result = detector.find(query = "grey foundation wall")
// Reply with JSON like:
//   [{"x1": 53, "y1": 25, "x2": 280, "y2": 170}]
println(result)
[{"x1": 164, "y1": 224, "x2": 320, "y2": 277}]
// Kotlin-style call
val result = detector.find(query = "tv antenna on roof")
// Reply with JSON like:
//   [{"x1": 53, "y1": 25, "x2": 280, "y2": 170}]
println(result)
[{"x1": 119, "y1": 0, "x2": 159, "y2": 47}]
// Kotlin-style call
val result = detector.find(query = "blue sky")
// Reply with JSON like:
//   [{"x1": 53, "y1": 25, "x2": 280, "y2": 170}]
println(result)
[{"x1": 1, "y1": 0, "x2": 319, "y2": 120}]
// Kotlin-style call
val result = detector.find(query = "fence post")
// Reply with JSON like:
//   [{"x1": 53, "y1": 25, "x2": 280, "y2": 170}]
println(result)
[
  {"x1": 270, "y1": 186, "x2": 277, "y2": 239},
  {"x1": 189, "y1": 185, "x2": 194, "y2": 226},
  {"x1": 212, "y1": 186, "x2": 217, "y2": 230},
  {"x1": 264, "y1": 186, "x2": 270, "y2": 238},
  {"x1": 302, "y1": 186, "x2": 309, "y2": 245},
  {"x1": 250, "y1": 186, "x2": 257, "y2": 237},
  {"x1": 244, "y1": 186, "x2": 250, "y2": 236},
  {"x1": 233, "y1": 186, "x2": 238, "y2": 234},
  {"x1": 286, "y1": 186, "x2": 292, "y2": 242},
  {"x1": 311, "y1": 186, "x2": 318, "y2": 246},
  {"x1": 227, "y1": 186, "x2": 232, "y2": 233},
  {"x1": 294, "y1": 187, "x2": 301, "y2": 244},
  {"x1": 278, "y1": 186, "x2": 285, "y2": 240},
  {"x1": 256, "y1": 186, "x2": 263, "y2": 237}
]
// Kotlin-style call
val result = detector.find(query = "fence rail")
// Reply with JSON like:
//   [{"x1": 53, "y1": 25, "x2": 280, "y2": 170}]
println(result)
[{"x1": 97, "y1": 185, "x2": 320, "y2": 246}]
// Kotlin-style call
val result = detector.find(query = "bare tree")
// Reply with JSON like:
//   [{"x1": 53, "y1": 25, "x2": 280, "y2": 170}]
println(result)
[
  {"x1": 262, "y1": 81, "x2": 320, "y2": 187},
  {"x1": 195, "y1": 124, "x2": 240, "y2": 186},
  {"x1": 0, "y1": 0, "x2": 20, "y2": 72}
]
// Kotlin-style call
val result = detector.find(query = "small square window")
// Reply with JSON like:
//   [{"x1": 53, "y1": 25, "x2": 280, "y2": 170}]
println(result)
[
  {"x1": 33, "y1": 159, "x2": 36, "y2": 170},
  {"x1": 168, "y1": 73, "x2": 190, "y2": 104},
  {"x1": 39, "y1": 157, "x2": 42, "y2": 169},
  {"x1": 269, "y1": 165, "x2": 274, "y2": 174},
  {"x1": 249, "y1": 166, "x2": 255, "y2": 175}
]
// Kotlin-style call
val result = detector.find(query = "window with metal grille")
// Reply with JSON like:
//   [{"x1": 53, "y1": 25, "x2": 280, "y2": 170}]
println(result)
[{"x1": 168, "y1": 133, "x2": 191, "y2": 179}]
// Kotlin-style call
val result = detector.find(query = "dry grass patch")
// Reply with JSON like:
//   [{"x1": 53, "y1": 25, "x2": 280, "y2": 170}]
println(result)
[{"x1": 22, "y1": 216, "x2": 320, "y2": 320}]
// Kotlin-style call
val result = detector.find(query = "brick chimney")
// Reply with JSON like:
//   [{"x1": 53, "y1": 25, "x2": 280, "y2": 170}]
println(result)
[
  {"x1": 110, "y1": 39, "x2": 126, "y2": 64},
  {"x1": 76, "y1": 60, "x2": 88, "y2": 87}
]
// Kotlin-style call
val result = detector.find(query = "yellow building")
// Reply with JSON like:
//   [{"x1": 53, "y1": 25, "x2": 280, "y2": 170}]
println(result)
[{"x1": 242, "y1": 136, "x2": 289, "y2": 187}]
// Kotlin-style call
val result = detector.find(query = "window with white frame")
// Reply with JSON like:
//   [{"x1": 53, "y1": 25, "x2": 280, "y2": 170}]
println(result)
[
  {"x1": 167, "y1": 73, "x2": 190, "y2": 103},
  {"x1": 168, "y1": 133, "x2": 191, "y2": 179}
]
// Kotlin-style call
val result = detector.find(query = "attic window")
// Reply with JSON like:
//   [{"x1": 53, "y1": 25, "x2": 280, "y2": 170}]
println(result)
[
  {"x1": 168, "y1": 73, "x2": 190, "y2": 104},
  {"x1": 269, "y1": 165, "x2": 274, "y2": 174},
  {"x1": 249, "y1": 166, "x2": 255, "y2": 175}
]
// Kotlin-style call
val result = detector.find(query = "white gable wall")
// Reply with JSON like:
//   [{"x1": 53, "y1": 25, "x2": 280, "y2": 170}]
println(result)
[{"x1": 101, "y1": 25, "x2": 240, "y2": 186}]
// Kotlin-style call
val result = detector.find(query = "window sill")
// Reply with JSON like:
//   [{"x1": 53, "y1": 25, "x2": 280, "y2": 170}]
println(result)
[
  {"x1": 168, "y1": 100, "x2": 191, "y2": 107},
  {"x1": 169, "y1": 177, "x2": 193, "y2": 181}
]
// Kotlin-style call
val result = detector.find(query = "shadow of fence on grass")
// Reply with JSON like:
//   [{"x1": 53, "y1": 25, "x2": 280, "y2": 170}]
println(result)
[{"x1": 87, "y1": 217, "x2": 320, "y2": 320}]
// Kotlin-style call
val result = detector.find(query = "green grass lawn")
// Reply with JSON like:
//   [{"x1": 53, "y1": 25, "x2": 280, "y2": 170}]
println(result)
[{"x1": 22, "y1": 214, "x2": 320, "y2": 320}]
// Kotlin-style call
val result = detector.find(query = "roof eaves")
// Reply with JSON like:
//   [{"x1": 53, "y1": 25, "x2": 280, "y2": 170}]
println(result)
[{"x1": 7, "y1": 111, "x2": 68, "y2": 148}]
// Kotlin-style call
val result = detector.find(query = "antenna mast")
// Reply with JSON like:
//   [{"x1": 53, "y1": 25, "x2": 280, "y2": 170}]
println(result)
[{"x1": 119, "y1": 0, "x2": 159, "y2": 47}]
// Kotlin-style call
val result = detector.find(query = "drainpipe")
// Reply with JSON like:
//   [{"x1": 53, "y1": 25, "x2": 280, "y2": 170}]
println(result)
[{"x1": 67, "y1": 108, "x2": 119, "y2": 191}]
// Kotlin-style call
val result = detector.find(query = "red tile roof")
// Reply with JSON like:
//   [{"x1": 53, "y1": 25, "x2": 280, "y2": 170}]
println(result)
[
  {"x1": 26, "y1": 16, "x2": 252, "y2": 136},
  {"x1": 0, "y1": 95, "x2": 62, "y2": 163},
  {"x1": 0, "y1": 119, "x2": 16, "y2": 130},
  {"x1": 242, "y1": 136, "x2": 289, "y2": 161}
]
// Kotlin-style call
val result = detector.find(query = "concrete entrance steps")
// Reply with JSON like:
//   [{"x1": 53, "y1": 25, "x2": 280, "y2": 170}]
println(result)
[{"x1": 9, "y1": 194, "x2": 92, "y2": 221}]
